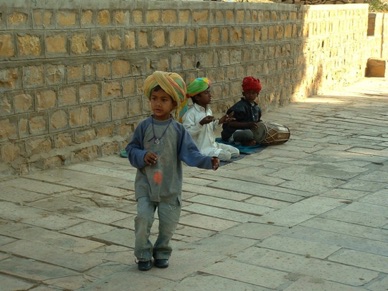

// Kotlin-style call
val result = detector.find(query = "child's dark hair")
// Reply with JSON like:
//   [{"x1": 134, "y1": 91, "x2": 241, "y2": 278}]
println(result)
[
  {"x1": 152, "y1": 85, "x2": 162, "y2": 92},
  {"x1": 191, "y1": 94, "x2": 199, "y2": 104}
]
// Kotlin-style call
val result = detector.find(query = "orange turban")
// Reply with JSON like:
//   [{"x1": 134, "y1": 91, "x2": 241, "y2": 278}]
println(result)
[{"x1": 143, "y1": 71, "x2": 188, "y2": 122}]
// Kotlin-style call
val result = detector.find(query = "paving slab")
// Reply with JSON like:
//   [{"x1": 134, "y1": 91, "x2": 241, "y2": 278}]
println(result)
[
  {"x1": 159, "y1": 274, "x2": 270, "y2": 291},
  {"x1": 0, "y1": 240, "x2": 103, "y2": 271},
  {"x1": 236, "y1": 248, "x2": 379, "y2": 286},
  {"x1": 0, "y1": 273, "x2": 36, "y2": 291},
  {"x1": 282, "y1": 225, "x2": 388, "y2": 257},
  {"x1": 201, "y1": 259, "x2": 289, "y2": 289},
  {"x1": 0, "y1": 256, "x2": 79, "y2": 281},
  {"x1": 284, "y1": 276, "x2": 366, "y2": 291}
]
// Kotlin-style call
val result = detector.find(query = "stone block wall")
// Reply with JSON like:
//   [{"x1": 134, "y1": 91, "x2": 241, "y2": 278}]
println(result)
[
  {"x1": 0, "y1": 0, "x2": 369, "y2": 175},
  {"x1": 367, "y1": 13, "x2": 388, "y2": 59}
]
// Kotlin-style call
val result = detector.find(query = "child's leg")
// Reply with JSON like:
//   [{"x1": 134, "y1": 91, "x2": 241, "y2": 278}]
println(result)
[
  {"x1": 217, "y1": 150, "x2": 232, "y2": 161},
  {"x1": 219, "y1": 143, "x2": 240, "y2": 160},
  {"x1": 153, "y1": 199, "x2": 181, "y2": 260},
  {"x1": 134, "y1": 196, "x2": 156, "y2": 261},
  {"x1": 232, "y1": 129, "x2": 255, "y2": 145}
]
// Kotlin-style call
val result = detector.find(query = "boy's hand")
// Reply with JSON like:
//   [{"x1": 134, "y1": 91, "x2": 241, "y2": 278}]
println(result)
[
  {"x1": 211, "y1": 157, "x2": 219, "y2": 170},
  {"x1": 219, "y1": 111, "x2": 235, "y2": 124},
  {"x1": 144, "y1": 152, "x2": 158, "y2": 166},
  {"x1": 199, "y1": 115, "x2": 215, "y2": 125},
  {"x1": 248, "y1": 122, "x2": 259, "y2": 130}
]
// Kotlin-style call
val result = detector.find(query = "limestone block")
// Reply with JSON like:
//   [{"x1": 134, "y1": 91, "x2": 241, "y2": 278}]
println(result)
[
  {"x1": 66, "y1": 66, "x2": 83, "y2": 82},
  {"x1": 162, "y1": 10, "x2": 177, "y2": 24},
  {"x1": 0, "y1": 34, "x2": 15, "y2": 57},
  {"x1": 102, "y1": 81, "x2": 120, "y2": 99},
  {"x1": 33, "y1": 10, "x2": 53, "y2": 27},
  {"x1": 128, "y1": 97, "x2": 142, "y2": 116},
  {"x1": 79, "y1": 84, "x2": 99, "y2": 103},
  {"x1": 0, "y1": 119, "x2": 17, "y2": 140},
  {"x1": 107, "y1": 33, "x2": 122, "y2": 51},
  {"x1": 54, "y1": 133, "x2": 72, "y2": 148},
  {"x1": 29, "y1": 115, "x2": 47, "y2": 135},
  {"x1": 138, "y1": 30, "x2": 148, "y2": 48},
  {"x1": 97, "y1": 10, "x2": 111, "y2": 25},
  {"x1": 8, "y1": 12, "x2": 28, "y2": 26},
  {"x1": 133, "y1": 10, "x2": 143, "y2": 24},
  {"x1": 92, "y1": 103, "x2": 111, "y2": 123},
  {"x1": 122, "y1": 79, "x2": 135, "y2": 96},
  {"x1": 57, "y1": 11, "x2": 77, "y2": 27},
  {"x1": 46, "y1": 65, "x2": 65, "y2": 85},
  {"x1": 50, "y1": 110, "x2": 68, "y2": 130},
  {"x1": 74, "y1": 145, "x2": 98, "y2": 162},
  {"x1": 366, "y1": 58, "x2": 387, "y2": 77},
  {"x1": 69, "y1": 106, "x2": 90, "y2": 128},
  {"x1": 170, "y1": 28, "x2": 185, "y2": 47},
  {"x1": 146, "y1": 10, "x2": 160, "y2": 24},
  {"x1": 0, "y1": 68, "x2": 18, "y2": 90},
  {"x1": 37, "y1": 90, "x2": 56, "y2": 110},
  {"x1": 112, "y1": 100, "x2": 127, "y2": 120},
  {"x1": 113, "y1": 10, "x2": 129, "y2": 25},
  {"x1": 59, "y1": 87, "x2": 77, "y2": 106},
  {"x1": 124, "y1": 31, "x2": 135, "y2": 49},
  {"x1": 25, "y1": 137, "x2": 52, "y2": 155},
  {"x1": 46, "y1": 34, "x2": 67, "y2": 54},
  {"x1": 71, "y1": 33, "x2": 89, "y2": 55},
  {"x1": 112, "y1": 60, "x2": 129, "y2": 77},
  {"x1": 81, "y1": 10, "x2": 93, "y2": 26},
  {"x1": 14, "y1": 94, "x2": 33, "y2": 113},
  {"x1": 152, "y1": 29, "x2": 165, "y2": 48},
  {"x1": 74, "y1": 129, "x2": 96, "y2": 143},
  {"x1": 17, "y1": 35, "x2": 41, "y2": 56}
]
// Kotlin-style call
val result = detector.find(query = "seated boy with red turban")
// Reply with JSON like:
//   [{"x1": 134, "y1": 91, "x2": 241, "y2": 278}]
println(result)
[{"x1": 221, "y1": 76, "x2": 264, "y2": 146}]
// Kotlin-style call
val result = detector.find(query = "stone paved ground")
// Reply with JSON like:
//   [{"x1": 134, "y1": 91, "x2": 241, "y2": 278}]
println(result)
[{"x1": 0, "y1": 78, "x2": 387, "y2": 291}]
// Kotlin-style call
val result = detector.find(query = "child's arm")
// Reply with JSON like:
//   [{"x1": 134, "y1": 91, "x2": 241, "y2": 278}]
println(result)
[
  {"x1": 182, "y1": 110, "x2": 205, "y2": 137},
  {"x1": 177, "y1": 124, "x2": 217, "y2": 170},
  {"x1": 125, "y1": 124, "x2": 148, "y2": 169}
]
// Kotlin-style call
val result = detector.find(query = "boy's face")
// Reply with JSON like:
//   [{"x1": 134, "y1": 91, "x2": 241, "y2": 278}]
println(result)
[
  {"x1": 242, "y1": 90, "x2": 259, "y2": 103},
  {"x1": 194, "y1": 87, "x2": 211, "y2": 107},
  {"x1": 150, "y1": 88, "x2": 176, "y2": 120}
]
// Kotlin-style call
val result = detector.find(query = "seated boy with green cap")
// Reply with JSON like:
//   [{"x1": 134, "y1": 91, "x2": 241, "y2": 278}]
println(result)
[{"x1": 182, "y1": 77, "x2": 240, "y2": 161}]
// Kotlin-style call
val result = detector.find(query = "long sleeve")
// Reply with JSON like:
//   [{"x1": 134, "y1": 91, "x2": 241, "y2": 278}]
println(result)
[
  {"x1": 182, "y1": 108, "x2": 203, "y2": 138},
  {"x1": 175, "y1": 122, "x2": 213, "y2": 169},
  {"x1": 125, "y1": 120, "x2": 149, "y2": 169}
]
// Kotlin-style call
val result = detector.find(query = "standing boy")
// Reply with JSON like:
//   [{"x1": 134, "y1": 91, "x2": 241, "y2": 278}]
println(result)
[
  {"x1": 125, "y1": 71, "x2": 219, "y2": 271},
  {"x1": 221, "y1": 76, "x2": 263, "y2": 146},
  {"x1": 182, "y1": 77, "x2": 239, "y2": 161}
]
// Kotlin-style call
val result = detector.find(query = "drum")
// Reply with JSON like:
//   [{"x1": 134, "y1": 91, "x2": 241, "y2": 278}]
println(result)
[{"x1": 256, "y1": 121, "x2": 290, "y2": 145}]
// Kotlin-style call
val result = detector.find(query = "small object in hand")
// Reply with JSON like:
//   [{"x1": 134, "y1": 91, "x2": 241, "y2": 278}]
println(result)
[{"x1": 211, "y1": 156, "x2": 219, "y2": 170}]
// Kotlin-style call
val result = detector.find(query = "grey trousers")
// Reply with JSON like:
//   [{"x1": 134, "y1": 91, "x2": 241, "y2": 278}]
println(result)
[{"x1": 134, "y1": 196, "x2": 181, "y2": 261}]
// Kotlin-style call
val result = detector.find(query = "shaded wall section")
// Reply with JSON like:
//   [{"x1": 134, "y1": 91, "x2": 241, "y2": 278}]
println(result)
[{"x1": 0, "y1": 0, "x2": 369, "y2": 174}]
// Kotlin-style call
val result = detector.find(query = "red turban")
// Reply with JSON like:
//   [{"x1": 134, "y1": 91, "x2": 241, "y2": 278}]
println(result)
[{"x1": 242, "y1": 76, "x2": 262, "y2": 93}]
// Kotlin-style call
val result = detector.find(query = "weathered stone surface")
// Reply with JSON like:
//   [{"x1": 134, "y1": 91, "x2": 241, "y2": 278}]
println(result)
[
  {"x1": 258, "y1": 235, "x2": 341, "y2": 259},
  {"x1": 0, "y1": 240, "x2": 103, "y2": 272},
  {"x1": 236, "y1": 248, "x2": 379, "y2": 286},
  {"x1": 202, "y1": 259, "x2": 289, "y2": 289},
  {"x1": 329, "y1": 249, "x2": 388, "y2": 273},
  {"x1": 0, "y1": 257, "x2": 79, "y2": 281}
]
